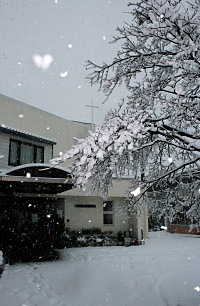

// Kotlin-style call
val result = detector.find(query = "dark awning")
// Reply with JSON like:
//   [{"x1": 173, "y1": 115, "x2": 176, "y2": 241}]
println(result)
[{"x1": 0, "y1": 164, "x2": 74, "y2": 194}]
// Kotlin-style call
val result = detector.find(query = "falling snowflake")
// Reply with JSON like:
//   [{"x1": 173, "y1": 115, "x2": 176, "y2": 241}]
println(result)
[
  {"x1": 59, "y1": 152, "x2": 63, "y2": 156},
  {"x1": 194, "y1": 286, "x2": 200, "y2": 292},
  {"x1": 47, "y1": 127, "x2": 50, "y2": 130},
  {"x1": 68, "y1": 44, "x2": 72, "y2": 48},
  {"x1": 60, "y1": 71, "x2": 68, "y2": 78},
  {"x1": 18, "y1": 62, "x2": 21, "y2": 65},
  {"x1": 103, "y1": 36, "x2": 106, "y2": 40},
  {"x1": 18, "y1": 114, "x2": 24, "y2": 118},
  {"x1": 33, "y1": 54, "x2": 53, "y2": 71},
  {"x1": 78, "y1": 85, "x2": 81, "y2": 89},
  {"x1": 18, "y1": 83, "x2": 21, "y2": 86},
  {"x1": 26, "y1": 173, "x2": 31, "y2": 178}
]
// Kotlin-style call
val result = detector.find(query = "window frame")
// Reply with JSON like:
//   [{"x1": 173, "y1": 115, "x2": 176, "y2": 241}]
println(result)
[
  {"x1": 9, "y1": 139, "x2": 20, "y2": 166},
  {"x1": 103, "y1": 201, "x2": 114, "y2": 225},
  {"x1": 75, "y1": 204, "x2": 96, "y2": 208},
  {"x1": 9, "y1": 139, "x2": 44, "y2": 166}
]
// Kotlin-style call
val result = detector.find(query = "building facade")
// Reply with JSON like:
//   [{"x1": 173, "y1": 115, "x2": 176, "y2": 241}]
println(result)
[{"x1": 0, "y1": 94, "x2": 149, "y2": 261}]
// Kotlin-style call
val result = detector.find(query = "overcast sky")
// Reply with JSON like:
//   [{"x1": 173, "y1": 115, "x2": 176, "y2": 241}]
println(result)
[{"x1": 0, "y1": 0, "x2": 132, "y2": 125}]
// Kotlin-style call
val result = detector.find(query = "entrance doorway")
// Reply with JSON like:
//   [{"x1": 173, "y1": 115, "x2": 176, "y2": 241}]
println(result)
[{"x1": 0, "y1": 195, "x2": 65, "y2": 263}]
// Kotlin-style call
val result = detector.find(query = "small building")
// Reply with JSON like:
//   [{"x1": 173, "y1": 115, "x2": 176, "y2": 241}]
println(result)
[
  {"x1": 170, "y1": 172, "x2": 200, "y2": 235},
  {"x1": 147, "y1": 172, "x2": 200, "y2": 235},
  {"x1": 65, "y1": 179, "x2": 148, "y2": 242},
  {"x1": 0, "y1": 94, "x2": 149, "y2": 262}
]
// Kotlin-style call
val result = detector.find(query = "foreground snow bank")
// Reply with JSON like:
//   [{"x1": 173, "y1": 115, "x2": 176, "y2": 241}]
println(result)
[{"x1": 0, "y1": 231, "x2": 200, "y2": 306}]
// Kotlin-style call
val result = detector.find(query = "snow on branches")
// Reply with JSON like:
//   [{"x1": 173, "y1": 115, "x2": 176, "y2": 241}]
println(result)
[
  {"x1": 51, "y1": 0, "x2": 200, "y2": 225},
  {"x1": 51, "y1": 104, "x2": 153, "y2": 196}
]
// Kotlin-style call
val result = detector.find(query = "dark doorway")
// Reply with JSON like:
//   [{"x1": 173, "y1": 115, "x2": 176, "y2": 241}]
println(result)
[{"x1": 0, "y1": 195, "x2": 65, "y2": 263}]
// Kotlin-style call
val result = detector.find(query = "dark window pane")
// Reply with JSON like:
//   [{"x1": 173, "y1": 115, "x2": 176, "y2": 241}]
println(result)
[
  {"x1": 103, "y1": 201, "x2": 113, "y2": 211},
  {"x1": 103, "y1": 214, "x2": 113, "y2": 224},
  {"x1": 36, "y1": 147, "x2": 44, "y2": 163},
  {"x1": 9, "y1": 140, "x2": 19, "y2": 166},
  {"x1": 20, "y1": 144, "x2": 34, "y2": 164},
  {"x1": 75, "y1": 204, "x2": 96, "y2": 208}
]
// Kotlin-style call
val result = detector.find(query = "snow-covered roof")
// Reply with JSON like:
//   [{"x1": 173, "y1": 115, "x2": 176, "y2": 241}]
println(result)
[
  {"x1": 0, "y1": 124, "x2": 56, "y2": 145},
  {"x1": 0, "y1": 163, "x2": 73, "y2": 194},
  {"x1": 0, "y1": 163, "x2": 71, "y2": 177}
]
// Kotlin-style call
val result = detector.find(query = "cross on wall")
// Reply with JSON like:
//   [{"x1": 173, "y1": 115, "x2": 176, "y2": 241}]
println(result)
[{"x1": 86, "y1": 101, "x2": 99, "y2": 132}]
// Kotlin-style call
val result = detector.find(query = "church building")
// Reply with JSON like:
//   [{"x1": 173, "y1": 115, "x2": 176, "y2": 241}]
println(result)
[{"x1": 0, "y1": 94, "x2": 148, "y2": 261}]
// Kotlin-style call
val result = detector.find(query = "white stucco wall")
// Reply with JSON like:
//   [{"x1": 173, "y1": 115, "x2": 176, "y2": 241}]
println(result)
[
  {"x1": 137, "y1": 205, "x2": 149, "y2": 240},
  {"x1": 62, "y1": 179, "x2": 148, "y2": 238},
  {"x1": 64, "y1": 195, "x2": 136, "y2": 236}
]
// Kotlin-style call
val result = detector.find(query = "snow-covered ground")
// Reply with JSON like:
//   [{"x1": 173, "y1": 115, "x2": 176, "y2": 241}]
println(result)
[{"x1": 0, "y1": 231, "x2": 200, "y2": 306}]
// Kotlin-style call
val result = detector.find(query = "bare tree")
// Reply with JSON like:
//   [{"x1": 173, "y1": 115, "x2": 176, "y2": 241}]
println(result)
[{"x1": 51, "y1": 0, "x2": 200, "y2": 226}]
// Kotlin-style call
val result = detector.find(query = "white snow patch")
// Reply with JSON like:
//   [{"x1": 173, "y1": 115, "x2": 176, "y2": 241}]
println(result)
[
  {"x1": 1, "y1": 232, "x2": 200, "y2": 306},
  {"x1": 131, "y1": 186, "x2": 141, "y2": 196},
  {"x1": 96, "y1": 149, "x2": 104, "y2": 161},
  {"x1": 168, "y1": 157, "x2": 173, "y2": 163}
]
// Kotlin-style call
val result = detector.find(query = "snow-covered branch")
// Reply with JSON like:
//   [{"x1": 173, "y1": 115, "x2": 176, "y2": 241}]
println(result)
[{"x1": 51, "y1": 0, "x2": 200, "y2": 226}]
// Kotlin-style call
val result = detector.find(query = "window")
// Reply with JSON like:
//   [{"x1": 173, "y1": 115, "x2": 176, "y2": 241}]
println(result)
[
  {"x1": 75, "y1": 204, "x2": 96, "y2": 208},
  {"x1": 20, "y1": 143, "x2": 34, "y2": 164},
  {"x1": 36, "y1": 147, "x2": 44, "y2": 163},
  {"x1": 103, "y1": 214, "x2": 113, "y2": 225},
  {"x1": 103, "y1": 201, "x2": 113, "y2": 225},
  {"x1": 9, "y1": 140, "x2": 19, "y2": 166},
  {"x1": 9, "y1": 139, "x2": 44, "y2": 166}
]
